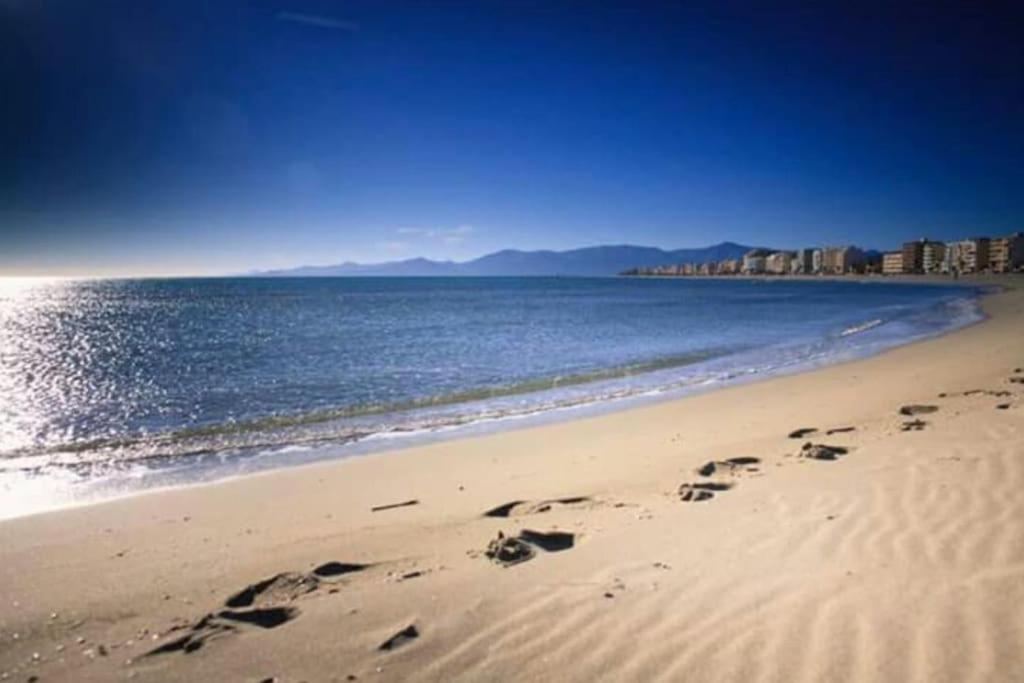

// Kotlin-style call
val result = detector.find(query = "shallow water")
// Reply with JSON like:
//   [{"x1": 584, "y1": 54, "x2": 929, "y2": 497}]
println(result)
[{"x1": 0, "y1": 276, "x2": 982, "y2": 517}]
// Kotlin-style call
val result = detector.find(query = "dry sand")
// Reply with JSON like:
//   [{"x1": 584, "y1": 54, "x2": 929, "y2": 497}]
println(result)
[{"x1": 2, "y1": 278, "x2": 1024, "y2": 682}]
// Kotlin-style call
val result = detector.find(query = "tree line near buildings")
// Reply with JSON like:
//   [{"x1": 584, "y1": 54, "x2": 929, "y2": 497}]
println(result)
[{"x1": 621, "y1": 233, "x2": 1024, "y2": 278}]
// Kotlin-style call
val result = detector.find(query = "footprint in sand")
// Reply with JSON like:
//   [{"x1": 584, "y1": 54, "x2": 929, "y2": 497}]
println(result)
[
  {"x1": 799, "y1": 443, "x2": 849, "y2": 461},
  {"x1": 677, "y1": 482, "x2": 733, "y2": 502},
  {"x1": 224, "y1": 562, "x2": 368, "y2": 608},
  {"x1": 901, "y1": 419, "x2": 928, "y2": 432},
  {"x1": 899, "y1": 405, "x2": 939, "y2": 416},
  {"x1": 148, "y1": 561, "x2": 369, "y2": 657},
  {"x1": 146, "y1": 607, "x2": 299, "y2": 656},
  {"x1": 695, "y1": 457, "x2": 760, "y2": 478},
  {"x1": 483, "y1": 496, "x2": 591, "y2": 518},
  {"x1": 789, "y1": 426, "x2": 856, "y2": 439},
  {"x1": 485, "y1": 529, "x2": 576, "y2": 567}
]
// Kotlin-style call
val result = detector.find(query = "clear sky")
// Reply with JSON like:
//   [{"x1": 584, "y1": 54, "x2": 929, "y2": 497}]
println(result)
[{"x1": 2, "y1": 1, "x2": 1022, "y2": 276}]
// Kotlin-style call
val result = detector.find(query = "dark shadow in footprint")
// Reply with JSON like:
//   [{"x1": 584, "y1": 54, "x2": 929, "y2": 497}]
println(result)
[
  {"x1": 224, "y1": 573, "x2": 319, "y2": 609},
  {"x1": 379, "y1": 625, "x2": 419, "y2": 652},
  {"x1": 788, "y1": 428, "x2": 818, "y2": 439},
  {"x1": 800, "y1": 443, "x2": 849, "y2": 461},
  {"x1": 313, "y1": 562, "x2": 368, "y2": 578},
  {"x1": 997, "y1": 403, "x2": 1011, "y2": 410},
  {"x1": 901, "y1": 419, "x2": 928, "y2": 432},
  {"x1": 900, "y1": 405, "x2": 938, "y2": 416},
  {"x1": 519, "y1": 529, "x2": 575, "y2": 552},
  {"x1": 218, "y1": 607, "x2": 297, "y2": 629},
  {"x1": 146, "y1": 608, "x2": 297, "y2": 657},
  {"x1": 484, "y1": 501, "x2": 526, "y2": 518},
  {"x1": 678, "y1": 482, "x2": 733, "y2": 501},
  {"x1": 695, "y1": 462, "x2": 717, "y2": 477},
  {"x1": 146, "y1": 615, "x2": 235, "y2": 656}
]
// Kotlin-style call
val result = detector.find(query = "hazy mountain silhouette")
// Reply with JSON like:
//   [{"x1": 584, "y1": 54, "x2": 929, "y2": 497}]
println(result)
[{"x1": 255, "y1": 242, "x2": 759, "y2": 277}]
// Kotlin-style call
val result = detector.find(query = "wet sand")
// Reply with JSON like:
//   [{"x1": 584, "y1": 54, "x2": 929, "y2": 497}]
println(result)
[{"x1": 2, "y1": 276, "x2": 1023, "y2": 682}]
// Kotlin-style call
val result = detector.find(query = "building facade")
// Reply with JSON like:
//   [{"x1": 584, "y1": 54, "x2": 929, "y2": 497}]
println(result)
[
  {"x1": 990, "y1": 233, "x2": 1024, "y2": 273},
  {"x1": 922, "y1": 241, "x2": 946, "y2": 274},
  {"x1": 901, "y1": 239, "x2": 925, "y2": 273},
  {"x1": 742, "y1": 249, "x2": 771, "y2": 274},
  {"x1": 820, "y1": 246, "x2": 864, "y2": 274},
  {"x1": 765, "y1": 251, "x2": 792, "y2": 274},
  {"x1": 943, "y1": 238, "x2": 990, "y2": 274},
  {"x1": 882, "y1": 252, "x2": 903, "y2": 274}
]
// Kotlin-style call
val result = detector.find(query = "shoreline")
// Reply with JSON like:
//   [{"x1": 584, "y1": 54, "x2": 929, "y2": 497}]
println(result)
[
  {"x1": 2, "y1": 276, "x2": 1023, "y2": 681},
  {"x1": 0, "y1": 278, "x2": 989, "y2": 522}
]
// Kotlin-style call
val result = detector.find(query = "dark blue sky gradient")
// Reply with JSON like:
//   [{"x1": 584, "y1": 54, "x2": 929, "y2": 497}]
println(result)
[{"x1": 2, "y1": 1, "x2": 1022, "y2": 275}]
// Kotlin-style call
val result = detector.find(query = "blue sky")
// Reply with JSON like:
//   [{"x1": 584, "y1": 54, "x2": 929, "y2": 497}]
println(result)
[{"x1": 2, "y1": 1, "x2": 1022, "y2": 276}]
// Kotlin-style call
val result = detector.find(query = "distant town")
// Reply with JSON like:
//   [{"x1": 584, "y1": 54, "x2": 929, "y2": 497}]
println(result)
[{"x1": 622, "y1": 232, "x2": 1024, "y2": 278}]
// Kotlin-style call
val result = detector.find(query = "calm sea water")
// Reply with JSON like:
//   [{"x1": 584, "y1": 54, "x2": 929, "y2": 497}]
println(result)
[{"x1": 0, "y1": 276, "x2": 982, "y2": 517}]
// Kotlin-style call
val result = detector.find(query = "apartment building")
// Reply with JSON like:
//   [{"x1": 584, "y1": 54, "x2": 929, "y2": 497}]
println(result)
[
  {"x1": 990, "y1": 233, "x2": 1024, "y2": 273},
  {"x1": 922, "y1": 241, "x2": 946, "y2": 274},
  {"x1": 765, "y1": 251, "x2": 792, "y2": 274},
  {"x1": 943, "y1": 238, "x2": 990, "y2": 274},
  {"x1": 821, "y1": 246, "x2": 864, "y2": 274},
  {"x1": 882, "y1": 252, "x2": 903, "y2": 274},
  {"x1": 742, "y1": 249, "x2": 771, "y2": 274}
]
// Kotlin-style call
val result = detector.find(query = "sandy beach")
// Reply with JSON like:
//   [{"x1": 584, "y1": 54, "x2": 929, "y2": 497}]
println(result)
[{"x1": 2, "y1": 277, "x2": 1023, "y2": 682}]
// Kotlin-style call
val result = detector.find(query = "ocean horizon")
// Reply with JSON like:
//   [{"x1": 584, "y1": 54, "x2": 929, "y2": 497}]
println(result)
[{"x1": 0, "y1": 276, "x2": 982, "y2": 518}]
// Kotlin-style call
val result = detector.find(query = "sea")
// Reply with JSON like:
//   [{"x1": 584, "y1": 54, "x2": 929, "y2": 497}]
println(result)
[{"x1": 0, "y1": 276, "x2": 984, "y2": 518}]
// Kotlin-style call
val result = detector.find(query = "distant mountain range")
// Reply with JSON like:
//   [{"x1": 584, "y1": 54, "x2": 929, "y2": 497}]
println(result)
[{"x1": 253, "y1": 242, "x2": 760, "y2": 277}]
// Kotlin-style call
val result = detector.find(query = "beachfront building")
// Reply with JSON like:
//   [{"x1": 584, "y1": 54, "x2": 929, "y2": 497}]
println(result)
[
  {"x1": 882, "y1": 252, "x2": 903, "y2": 274},
  {"x1": 922, "y1": 241, "x2": 946, "y2": 274},
  {"x1": 902, "y1": 239, "x2": 924, "y2": 273},
  {"x1": 820, "y1": 245, "x2": 864, "y2": 275},
  {"x1": 811, "y1": 249, "x2": 823, "y2": 274},
  {"x1": 765, "y1": 251, "x2": 792, "y2": 274},
  {"x1": 943, "y1": 238, "x2": 990, "y2": 274},
  {"x1": 742, "y1": 249, "x2": 771, "y2": 274},
  {"x1": 901, "y1": 238, "x2": 941, "y2": 274},
  {"x1": 990, "y1": 233, "x2": 1024, "y2": 273},
  {"x1": 718, "y1": 259, "x2": 741, "y2": 275},
  {"x1": 791, "y1": 248, "x2": 816, "y2": 275}
]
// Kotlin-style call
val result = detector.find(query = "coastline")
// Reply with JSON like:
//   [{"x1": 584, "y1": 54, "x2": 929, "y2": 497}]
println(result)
[
  {"x1": 0, "y1": 277, "x2": 987, "y2": 521},
  {"x1": 2, "y1": 276, "x2": 1023, "y2": 681}
]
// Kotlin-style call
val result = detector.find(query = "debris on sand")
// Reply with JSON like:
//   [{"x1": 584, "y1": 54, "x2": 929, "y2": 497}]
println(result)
[
  {"x1": 371, "y1": 499, "x2": 419, "y2": 513},
  {"x1": 484, "y1": 529, "x2": 577, "y2": 566},
  {"x1": 485, "y1": 532, "x2": 536, "y2": 567}
]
